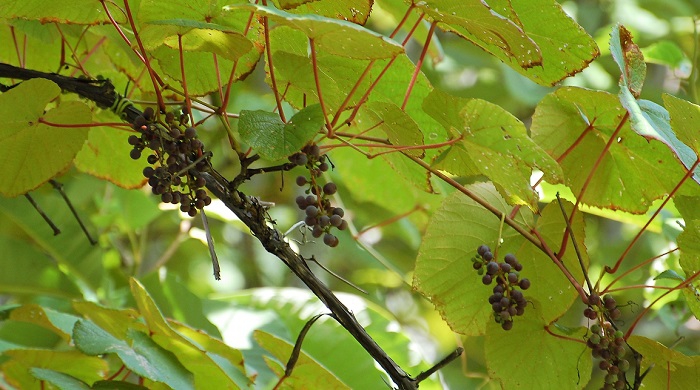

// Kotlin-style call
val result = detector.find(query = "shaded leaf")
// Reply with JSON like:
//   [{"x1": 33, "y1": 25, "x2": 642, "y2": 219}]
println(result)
[
  {"x1": 239, "y1": 105, "x2": 324, "y2": 160},
  {"x1": 362, "y1": 101, "x2": 424, "y2": 157},
  {"x1": 627, "y1": 336, "x2": 700, "y2": 389},
  {"x1": 73, "y1": 320, "x2": 194, "y2": 389},
  {"x1": 485, "y1": 308, "x2": 591, "y2": 389},
  {"x1": 273, "y1": 0, "x2": 372, "y2": 25},
  {"x1": 30, "y1": 368, "x2": 91, "y2": 390},
  {"x1": 255, "y1": 330, "x2": 350, "y2": 389}
]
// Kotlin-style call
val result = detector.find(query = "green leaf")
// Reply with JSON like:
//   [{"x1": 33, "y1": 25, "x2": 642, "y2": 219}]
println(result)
[
  {"x1": 519, "y1": 200, "x2": 588, "y2": 324},
  {"x1": 361, "y1": 101, "x2": 424, "y2": 157},
  {"x1": 272, "y1": 0, "x2": 372, "y2": 25},
  {"x1": 0, "y1": 0, "x2": 110, "y2": 24},
  {"x1": 427, "y1": 0, "x2": 598, "y2": 85},
  {"x1": 1, "y1": 349, "x2": 107, "y2": 389},
  {"x1": 627, "y1": 335, "x2": 700, "y2": 389},
  {"x1": 531, "y1": 87, "x2": 685, "y2": 213},
  {"x1": 72, "y1": 302, "x2": 147, "y2": 340},
  {"x1": 73, "y1": 320, "x2": 195, "y2": 389},
  {"x1": 619, "y1": 92, "x2": 700, "y2": 184},
  {"x1": 414, "y1": 1, "x2": 542, "y2": 68},
  {"x1": 209, "y1": 288, "x2": 438, "y2": 389},
  {"x1": 138, "y1": 0, "x2": 264, "y2": 96},
  {"x1": 9, "y1": 304, "x2": 80, "y2": 342},
  {"x1": 654, "y1": 269, "x2": 685, "y2": 281},
  {"x1": 0, "y1": 78, "x2": 91, "y2": 197},
  {"x1": 423, "y1": 90, "x2": 561, "y2": 208},
  {"x1": 239, "y1": 105, "x2": 324, "y2": 160},
  {"x1": 130, "y1": 278, "x2": 246, "y2": 389},
  {"x1": 255, "y1": 330, "x2": 350, "y2": 389},
  {"x1": 30, "y1": 368, "x2": 91, "y2": 390},
  {"x1": 413, "y1": 183, "x2": 533, "y2": 336},
  {"x1": 92, "y1": 381, "x2": 150, "y2": 390},
  {"x1": 485, "y1": 309, "x2": 591, "y2": 389},
  {"x1": 0, "y1": 235, "x2": 81, "y2": 299},
  {"x1": 74, "y1": 125, "x2": 147, "y2": 189},
  {"x1": 228, "y1": 4, "x2": 403, "y2": 60},
  {"x1": 642, "y1": 40, "x2": 688, "y2": 68}
]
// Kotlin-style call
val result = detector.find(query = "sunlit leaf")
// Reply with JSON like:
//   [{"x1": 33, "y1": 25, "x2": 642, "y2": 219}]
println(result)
[
  {"x1": 627, "y1": 335, "x2": 700, "y2": 389},
  {"x1": 1, "y1": 349, "x2": 107, "y2": 389},
  {"x1": 642, "y1": 40, "x2": 688, "y2": 68},
  {"x1": 0, "y1": 78, "x2": 91, "y2": 197},
  {"x1": 424, "y1": 90, "x2": 561, "y2": 208},
  {"x1": 10, "y1": 304, "x2": 80, "y2": 342},
  {"x1": 610, "y1": 24, "x2": 646, "y2": 97},
  {"x1": 0, "y1": 0, "x2": 110, "y2": 25},
  {"x1": 74, "y1": 125, "x2": 147, "y2": 189},
  {"x1": 361, "y1": 101, "x2": 424, "y2": 157},
  {"x1": 413, "y1": 183, "x2": 532, "y2": 336},
  {"x1": 531, "y1": 87, "x2": 684, "y2": 213}
]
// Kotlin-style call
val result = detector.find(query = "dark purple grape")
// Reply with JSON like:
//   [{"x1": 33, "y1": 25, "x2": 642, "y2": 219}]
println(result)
[
  {"x1": 332, "y1": 207, "x2": 344, "y2": 217},
  {"x1": 323, "y1": 233, "x2": 339, "y2": 247},
  {"x1": 330, "y1": 214, "x2": 343, "y2": 227},
  {"x1": 161, "y1": 192, "x2": 173, "y2": 203},
  {"x1": 473, "y1": 261, "x2": 483, "y2": 270},
  {"x1": 128, "y1": 135, "x2": 141, "y2": 145},
  {"x1": 147, "y1": 154, "x2": 158, "y2": 164},
  {"x1": 319, "y1": 162, "x2": 329, "y2": 172},
  {"x1": 500, "y1": 263, "x2": 511, "y2": 273},
  {"x1": 143, "y1": 167, "x2": 154, "y2": 178},
  {"x1": 323, "y1": 182, "x2": 337, "y2": 195},
  {"x1": 296, "y1": 196, "x2": 307, "y2": 208},
  {"x1": 519, "y1": 278, "x2": 531, "y2": 290},
  {"x1": 507, "y1": 272, "x2": 518, "y2": 284},
  {"x1": 296, "y1": 176, "x2": 307, "y2": 186},
  {"x1": 319, "y1": 215, "x2": 331, "y2": 227},
  {"x1": 338, "y1": 220, "x2": 348, "y2": 230},
  {"x1": 486, "y1": 262, "x2": 499, "y2": 275},
  {"x1": 143, "y1": 107, "x2": 155, "y2": 120},
  {"x1": 130, "y1": 148, "x2": 142, "y2": 160},
  {"x1": 501, "y1": 320, "x2": 513, "y2": 331},
  {"x1": 477, "y1": 245, "x2": 490, "y2": 257},
  {"x1": 504, "y1": 253, "x2": 517, "y2": 265},
  {"x1": 483, "y1": 251, "x2": 494, "y2": 261},
  {"x1": 312, "y1": 225, "x2": 323, "y2": 238},
  {"x1": 482, "y1": 274, "x2": 493, "y2": 285},
  {"x1": 184, "y1": 127, "x2": 197, "y2": 139}
]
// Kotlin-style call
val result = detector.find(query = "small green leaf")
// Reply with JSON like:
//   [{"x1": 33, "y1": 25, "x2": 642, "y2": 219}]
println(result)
[
  {"x1": 227, "y1": 4, "x2": 403, "y2": 59},
  {"x1": 72, "y1": 302, "x2": 146, "y2": 340},
  {"x1": 642, "y1": 40, "x2": 688, "y2": 68},
  {"x1": 361, "y1": 101, "x2": 424, "y2": 157},
  {"x1": 10, "y1": 304, "x2": 80, "y2": 342},
  {"x1": 0, "y1": 78, "x2": 91, "y2": 197},
  {"x1": 654, "y1": 269, "x2": 685, "y2": 282},
  {"x1": 239, "y1": 105, "x2": 324, "y2": 160},
  {"x1": 610, "y1": 24, "x2": 646, "y2": 97},
  {"x1": 255, "y1": 330, "x2": 350, "y2": 389}
]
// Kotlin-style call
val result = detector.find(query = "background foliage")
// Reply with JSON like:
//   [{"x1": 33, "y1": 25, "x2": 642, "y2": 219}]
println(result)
[{"x1": 2, "y1": 0, "x2": 700, "y2": 389}]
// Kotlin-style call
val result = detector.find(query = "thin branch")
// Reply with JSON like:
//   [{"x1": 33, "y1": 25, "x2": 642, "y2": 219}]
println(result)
[
  {"x1": 24, "y1": 193, "x2": 61, "y2": 236},
  {"x1": 555, "y1": 193, "x2": 593, "y2": 294},
  {"x1": 273, "y1": 313, "x2": 326, "y2": 389},
  {"x1": 49, "y1": 180, "x2": 96, "y2": 245},
  {"x1": 401, "y1": 21, "x2": 436, "y2": 110},
  {"x1": 414, "y1": 347, "x2": 464, "y2": 383}
]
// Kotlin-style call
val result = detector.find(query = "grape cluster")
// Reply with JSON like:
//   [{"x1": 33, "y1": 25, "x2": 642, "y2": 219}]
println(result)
[
  {"x1": 472, "y1": 245, "x2": 530, "y2": 331},
  {"x1": 586, "y1": 322, "x2": 629, "y2": 390},
  {"x1": 127, "y1": 107, "x2": 212, "y2": 217},
  {"x1": 290, "y1": 143, "x2": 347, "y2": 247}
]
